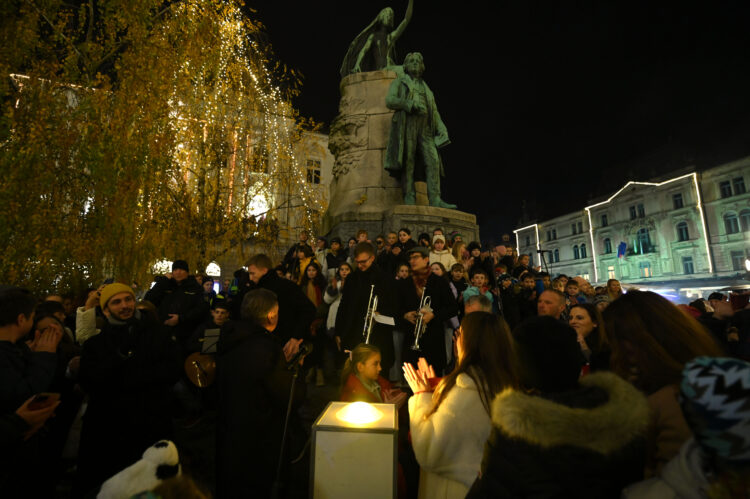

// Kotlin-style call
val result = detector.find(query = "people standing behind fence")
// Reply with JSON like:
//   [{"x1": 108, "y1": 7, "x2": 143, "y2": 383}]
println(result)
[
  {"x1": 602, "y1": 290, "x2": 724, "y2": 477},
  {"x1": 404, "y1": 312, "x2": 519, "y2": 499}
]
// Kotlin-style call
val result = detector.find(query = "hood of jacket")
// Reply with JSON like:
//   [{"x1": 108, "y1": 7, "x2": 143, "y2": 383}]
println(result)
[{"x1": 492, "y1": 371, "x2": 650, "y2": 456}]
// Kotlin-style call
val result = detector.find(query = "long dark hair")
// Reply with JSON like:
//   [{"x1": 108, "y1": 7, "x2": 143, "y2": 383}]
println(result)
[
  {"x1": 299, "y1": 261, "x2": 326, "y2": 290},
  {"x1": 429, "y1": 312, "x2": 519, "y2": 416},
  {"x1": 570, "y1": 302, "x2": 607, "y2": 349},
  {"x1": 602, "y1": 290, "x2": 723, "y2": 394}
]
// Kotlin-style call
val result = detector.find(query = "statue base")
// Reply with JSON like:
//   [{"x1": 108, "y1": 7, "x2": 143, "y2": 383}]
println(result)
[{"x1": 323, "y1": 204, "x2": 479, "y2": 243}]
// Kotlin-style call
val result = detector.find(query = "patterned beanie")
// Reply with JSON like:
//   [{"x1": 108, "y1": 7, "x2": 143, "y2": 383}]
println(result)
[{"x1": 680, "y1": 357, "x2": 750, "y2": 464}]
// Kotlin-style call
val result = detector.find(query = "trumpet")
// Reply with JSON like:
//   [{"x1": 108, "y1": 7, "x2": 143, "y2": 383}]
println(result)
[
  {"x1": 411, "y1": 288, "x2": 432, "y2": 351},
  {"x1": 362, "y1": 284, "x2": 378, "y2": 344}
]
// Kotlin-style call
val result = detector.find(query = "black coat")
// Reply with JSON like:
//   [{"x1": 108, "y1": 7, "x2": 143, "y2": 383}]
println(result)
[
  {"x1": 0, "y1": 341, "x2": 57, "y2": 413},
  {"x1": 467, "y1": 372, "x2": 649, "y2": 499},
  {"x1": 75, "y1": 311, "x2": 182, "y2": 495},
  {"x1": 396, "y1": 273, "x2": 458, "y2": 373},
  {"x1": 335, "y1": 263, "x2": 397, "y2": 371},
  {"x1": 215, "y1": 320, "x2": 306, "y2": 498},
  {"x1": 144, "y1": 275, "x2": 209, "y2": 347},
  {"x1": 256, "y1": 271, "x2": 316, "y2": 343}
]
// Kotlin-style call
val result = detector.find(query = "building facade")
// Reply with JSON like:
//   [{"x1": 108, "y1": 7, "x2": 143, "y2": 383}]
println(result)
[{"x1": 514, "y1": 158, "x2": 750, "y2": 286}]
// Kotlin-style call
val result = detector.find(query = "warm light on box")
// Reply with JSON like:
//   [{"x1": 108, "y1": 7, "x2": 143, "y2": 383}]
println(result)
[{"x1": 311, "y1": 401, "x2": 398, "y2": 498}]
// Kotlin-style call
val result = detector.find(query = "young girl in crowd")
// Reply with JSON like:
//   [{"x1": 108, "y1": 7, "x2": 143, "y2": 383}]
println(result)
[
  {"x1": 602, "y1": 290, "x2": 724, "y2": 476},
  {"x1": 404, "y1": 312, "x2": 519, "y2": 498},
  {"x1": 449, "y1": 263, "x2": 468, "y2": 303},
  {"x1": 396, "y1": 263, "x2": 410, "y2": 280},
  {"x1": 300, "y1": 261, "x2": 328, "y2": 386},
  {"x1": 324, "y1": 262, "x2": 352, "y2": 351},
  {"x1": 340, "y1": 343, "x2": 405, "y2": 407}
]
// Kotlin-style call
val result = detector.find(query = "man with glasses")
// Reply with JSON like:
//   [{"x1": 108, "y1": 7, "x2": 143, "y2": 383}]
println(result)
[{"x1": 335, "y1": 242, "x2": 396, "y2": 375}]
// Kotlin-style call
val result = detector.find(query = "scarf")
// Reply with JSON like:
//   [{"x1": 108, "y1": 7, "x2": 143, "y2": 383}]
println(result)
[
  {"x1": 411, "y1": 266, "x2": 432, "y2": 297},
  {"x1": 304, "y1": 281, "x2": 323, "y2": 307}
]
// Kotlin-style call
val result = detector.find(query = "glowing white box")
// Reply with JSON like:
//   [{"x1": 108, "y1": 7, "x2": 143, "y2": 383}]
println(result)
[{"x1": 310, "y1": 401, "x2": 398, "y2": 499}]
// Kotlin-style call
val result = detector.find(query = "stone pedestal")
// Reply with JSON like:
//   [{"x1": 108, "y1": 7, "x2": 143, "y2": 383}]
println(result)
[{"x1": 323, "y1": 70, "x2": 479, "y2": 242}]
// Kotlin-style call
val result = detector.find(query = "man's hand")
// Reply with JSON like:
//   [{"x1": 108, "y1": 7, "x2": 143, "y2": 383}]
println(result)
[
  {"x1": 283, "y1": 338, "x2": 303, "y2": 363},
  {"x1": 164, "y1": 314, "x2": 179, "y2": 326},
  {"x1": 85, "y1": 285, "x2": 104, "y2": 311},
  {"x1": 404, "y1": 311, "x2": 418, "y2": 324},
  {"x1": 419, "y1": 310, "x2": 434, "y2": 324},
  {"x1": 35, "y1": 324, "x2": 63, "y2": 353},
  {"x1": 16, "y1": 396, "x2": 60, "y2": 440}
]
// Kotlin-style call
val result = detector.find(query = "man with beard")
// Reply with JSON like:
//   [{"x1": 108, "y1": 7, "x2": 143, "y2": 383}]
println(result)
[
  {"x1": 396, "y1": 246, "x2": 458, "y2": 374},
  {"x1": 335, "y1": 242, "x2": 397, "y2": 374},
  {"x1": 75, "y1": 283, "x2": 181, "y2": 496}
]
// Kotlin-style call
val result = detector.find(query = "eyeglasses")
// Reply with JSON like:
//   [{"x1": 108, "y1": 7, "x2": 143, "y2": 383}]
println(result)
[{"x1": 354, "y1": 256, "x2": 373, "y2": 265}]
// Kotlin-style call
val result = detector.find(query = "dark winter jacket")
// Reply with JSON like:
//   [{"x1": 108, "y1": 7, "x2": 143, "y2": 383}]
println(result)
[
  {"x1": 216, "y1": 320, "x2": 307, "y2": 498},
  {"x1": 143, "y1": 275, "x2": 208, "y2": 347},
  {"x1": 255, "y1": 271, "x2": 316, "y2": 343},
  {"x1": 75, "y1": 311, "x2": 181, "y2": 495},
  {"x1": 396, "y1": 273, "x2": 458, "y2": 373},
  {"x1": 467, "y1": 372, "x2": 650, "y2": 499},
  {"x1": 0, "y1": 340, "x2": 57, "y2": 413}
]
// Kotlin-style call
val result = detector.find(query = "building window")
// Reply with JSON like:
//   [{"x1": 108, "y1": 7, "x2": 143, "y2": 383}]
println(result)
[
  {"x1": 682, "y1": 256, "x2": 694, "y2": 274},
  {"x1": 676, "y1": 221, "x2": 689, "y2": 242},
  {"x1": 720, "y1": 181, "x2": 732, "y2": 198},
  {"x1": 741, "y1": 210, "x2": 750, "y2": 232},
  {"x1": 577, "y1": 221, "x2": 583, "y2": 233},
  {"x1": 629, "y1": 206, "x2": 637, "y2": 220},
  {"x1": 571, "y1": 223, "x2": 577, "y2": 235},
  {"x1": 731, "y1": 250, "x2": 745, "y2": 271},
  {"x1": 636, "y1": 228, "x2": 652, "y2": 254},
  {"x1": 601, "y1": 214, "x2": 608, "y2": 227},
  {"x1": 546, "y1": 231, "x2": 551, "y2": 241},
  {"x1": 552, "y1": 229, "x2": 557, "y2": 240},
  {"x1": 639, "y1": 261, "x2": 652, "y2": 278},
  {"x1": 553, "y1": 249, "x2": 559, "y2": 262},
  {"x1": 603, "y1": 238, "x2": 612, "y2": 254},
  {"x1": 673, "y1": 193, "x2": 683, "y2": 209},
  {"x1": 607, "y1": 265, "x2": 615, "y2": 280},
  {"x1": 573, "y1": 245, "x2": 580, "y2": 259},
  {"x1": 724, "y1": 213, "x2": 740, "y2": 234},
  {"x1": 582, "y1": 273, "x2": 590, "y2": 281},
  {"x1": 580, "y1": 243, "x2": 587, "y2": 258},
  {"x1": 525, "y1": 236, "x2": 530, "y2": 246},
  {"x1": 306, "y1": 159, "x2": 321, "y2": 184},
  {"x1": 733, "y1": 177, "x2": 746, "y2": 195},
  {"x1": 637, "y1": 203, "x2": 645, "y2": 218}
]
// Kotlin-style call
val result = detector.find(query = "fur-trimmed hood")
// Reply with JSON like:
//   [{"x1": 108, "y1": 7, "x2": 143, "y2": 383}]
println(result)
[{"x1": 491, "y1": 372, "x2": 650, "y2": 456}]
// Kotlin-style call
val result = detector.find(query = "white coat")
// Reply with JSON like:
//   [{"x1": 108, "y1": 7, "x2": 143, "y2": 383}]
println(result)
[{"x1": 409, "y1": 372, "x2": 491, "y2": 499}]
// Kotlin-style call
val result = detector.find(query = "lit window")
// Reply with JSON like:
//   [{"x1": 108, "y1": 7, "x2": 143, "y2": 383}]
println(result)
[
  {"x1": 639, "y1": 261, "x2": 652, "y2": 278},
  {"x1": 724, "y1": 213, "x2": 740, "y2": 234},
  {"x1": 682, "y1": 256, "x2": 694, "y2": 274},
  {"x1": 306, "y1": 159, "x2": 321, "y2": 184},
  {"x1": 607, "y1": 266, "x2": 615, "y2": 280},
  {"x1": 676, "y1": 222, "x2": 689, "y2": 242},
  {"x1": 673, "y1": 193, "x2": 683, "y2": 209}
]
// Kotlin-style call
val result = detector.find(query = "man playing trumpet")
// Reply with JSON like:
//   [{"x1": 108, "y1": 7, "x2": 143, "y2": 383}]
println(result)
[{"x1": 396, "y1": 247, "x2": 458, "y2": 374}]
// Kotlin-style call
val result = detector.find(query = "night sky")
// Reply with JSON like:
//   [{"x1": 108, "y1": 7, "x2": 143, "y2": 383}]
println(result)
[{"x1": 248, "y1": 1, "x2": 750, "y2": 243}]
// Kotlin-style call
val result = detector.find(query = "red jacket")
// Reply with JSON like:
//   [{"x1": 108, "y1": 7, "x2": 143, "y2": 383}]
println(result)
[{"x1": 340, "y1": 373, "x2": 392, "y2": 403}]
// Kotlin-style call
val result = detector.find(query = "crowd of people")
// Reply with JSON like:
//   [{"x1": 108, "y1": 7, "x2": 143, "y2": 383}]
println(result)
[{"x1": 1, "y1": 226, "x2": 750, "y2": 498}]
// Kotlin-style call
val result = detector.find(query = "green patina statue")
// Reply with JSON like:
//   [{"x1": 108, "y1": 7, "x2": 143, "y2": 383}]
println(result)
[
  {"x1": 339, "y1": 0, "x2": 413, "y2": 78},
  {"x1": 384, "y1": 53, "x2": 456, "y2": 209}
]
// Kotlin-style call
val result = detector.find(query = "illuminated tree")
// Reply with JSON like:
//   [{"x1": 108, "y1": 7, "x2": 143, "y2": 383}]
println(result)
[{"x1": 0, "y1": 0, "x2": 321, "y2": 293}]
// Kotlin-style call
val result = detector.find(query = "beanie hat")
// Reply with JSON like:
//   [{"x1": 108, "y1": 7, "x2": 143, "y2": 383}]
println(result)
[
  {"x1": 467, "y1": 241, "x2": 482, "y2": 253},
  {"x1": 680, "y1": 357, "x2": 750, "y2": 464},
  {"x1": 432, "y1": 234, "x2": 446, "y2": 244},
  {"x1": 97, "y1": 440, "x2": 181, "y2": 499},
  {"x1": 99, "y1": 283, "x2": 135, "y2": 309},
  {"x1": 172, "y1": 260, "x2": 189, "y2": 272},
  {"x1": 512, "y1": 316, "x2": 585, "y2": 393},
  {"x1": 592, "y1": 294, "x2": 611, "y2": 306}
]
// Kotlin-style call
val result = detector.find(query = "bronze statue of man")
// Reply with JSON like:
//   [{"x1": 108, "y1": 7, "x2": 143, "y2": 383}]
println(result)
[
  {"x1": 384, "y1": 53, "x2": 456, "y2": 209},
  {"x1": 339, "y1": 0, "x2": 413, "y2": 78}
]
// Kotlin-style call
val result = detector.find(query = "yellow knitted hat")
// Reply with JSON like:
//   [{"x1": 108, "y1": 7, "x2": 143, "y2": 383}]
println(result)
[{"x1": 99, "y1": 283, "x2": 135, "y2": 309}]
